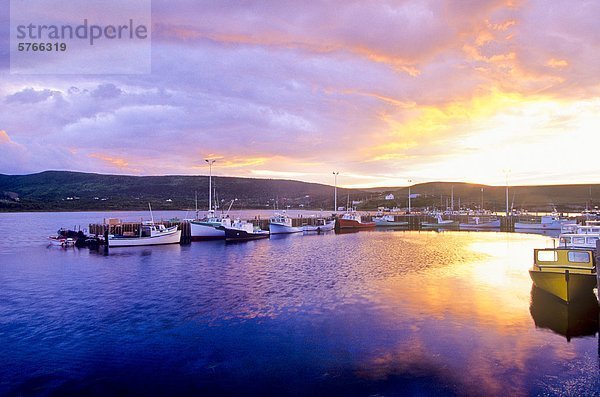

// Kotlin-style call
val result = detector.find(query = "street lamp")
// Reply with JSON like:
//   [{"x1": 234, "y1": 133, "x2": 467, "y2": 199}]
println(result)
[
  {"x1": 407, "y1": 179, "x2": 413, "y2": 213},
  {"x1": 503, "y1": 169, "x2": 511, "y2": 217},
  {"x1": 205, "y1": 159, "x2": 216, "y2": 212},
  {"x1": 333, "y1": 171, "x2": 339, "y2": 212}
]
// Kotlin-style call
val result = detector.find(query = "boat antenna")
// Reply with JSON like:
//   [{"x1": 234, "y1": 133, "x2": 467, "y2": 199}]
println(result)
[
  {"x1": 225, "y1": 199, "x2": 235, "y2": 216},
  {"x1": 195, "y1": 191, "x2": 198, "y2": 220},
  {"x1": 148, "y1": 202, "x2": 155, "y2": 224}
]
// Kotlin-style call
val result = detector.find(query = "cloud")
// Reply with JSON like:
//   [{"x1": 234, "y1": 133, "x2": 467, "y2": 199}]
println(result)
[
  {"x1": 90, "y1": 83, "x2": 123, "y2": 99},
  {"x1": 0, "y1": 0, "x2": 599, "y2": 186},
  {"x1": 5, "y1": 88, "x2": 60, "y2": 104}
]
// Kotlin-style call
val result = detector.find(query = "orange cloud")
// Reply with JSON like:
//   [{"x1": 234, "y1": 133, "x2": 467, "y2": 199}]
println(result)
[
  {"x1": 547, "y1": 58, "x2": 568, "y2": 69},
  {"x1": 0, "y1": 130, "x2": 12, "y2": 144},
  {"x1": 89, "y1": 153, "x2": 133, "y2": 170}
]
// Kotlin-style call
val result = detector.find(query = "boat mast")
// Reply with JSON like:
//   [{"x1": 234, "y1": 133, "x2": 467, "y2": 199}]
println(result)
[
  {"x1": 333, "y1": 171, "x2": 339, "y2": 212},
  {"x1": 148, "y1": 202, "x2": 155, "y2": 224},
  {"x1": 205, "y1": 159, "x2": 216, "y2": 212},
  {"x1": 195, "y1": 191, "x2": 198, "y2": 220}
]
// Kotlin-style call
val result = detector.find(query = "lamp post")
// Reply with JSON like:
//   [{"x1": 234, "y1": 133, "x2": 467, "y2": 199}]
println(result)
[
  {"x1": 205, "y1": 159, "x2": 216, "y2": 212},
  {"x1": 503, "y1": 169, "x2": 511, "y2": 217},
  {"x1": 333, "y1": 171, "x2": 339, "y2": 212},
  {"x1": 408, "y1": 179, "x2": 412, "y2": 213}
]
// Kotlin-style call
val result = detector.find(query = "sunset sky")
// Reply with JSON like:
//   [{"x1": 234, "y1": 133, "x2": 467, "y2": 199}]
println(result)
[{"x1": 1, "y1": 0, "x2": 600, "y2": 188}]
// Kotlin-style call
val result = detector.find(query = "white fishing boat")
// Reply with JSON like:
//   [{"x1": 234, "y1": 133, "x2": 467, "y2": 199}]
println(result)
[
  {"x1": 190, "y1": 164, "x2": 236, "y2": 240},
  {"x1": 558, "y1": 234, "x2": 600, "y2": 249},
  {"x1": 269, "y1": 211, "x2": 303, "y2": 234},
  {"x1": 108, "y1": 222, "x2": 181, "y2": 247},
  {"x1": 218, "y1": 218, "x2": 270, "y2": 241},
  {"x1": 190, "y1": 209, "x2": 232, "y2": 240},
  {"x1": 373, "y1": 214, "x2": 409, "y2": 227},
  {"x1": 421, "y1": 213, "x2": 458, "y2": 227},
  {"x1": 302, "y1": 218, "x2": 336, "y2": 233},
  {"x1": 108, "y1": 203, "x2": 182, "y2": 247},
  {"x1": 459, "y1": 216, "x2": 500, "y2": 229},
  {"x1": 515, "y1": 215, "x2": 576, "y2": 230}
]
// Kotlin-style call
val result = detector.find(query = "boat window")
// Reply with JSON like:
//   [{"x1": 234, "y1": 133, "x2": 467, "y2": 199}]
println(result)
[
  {"x1": 559, "y1": 237, "x2": 571, "y2": 244},
  {"x1": 568, "y1": 251, "x2": 591, "y2": 263},
  {"x1": 573, "y1": 237, "x2": 586, "y2": 245},
  {"x1": 586, "y1": 237, "x2": 598, "y2": 244},
  {"x1": 537, "y1": 250, "x2": 557, "y2": 262}
]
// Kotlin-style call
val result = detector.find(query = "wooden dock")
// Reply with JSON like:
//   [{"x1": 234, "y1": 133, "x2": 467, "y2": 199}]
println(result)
[
  {"x1": 88, "y1": 215, "x2": 337, "y2": 244},
  {"x1": 87, "y1": 213, "x2": 572, "y2": 245}
]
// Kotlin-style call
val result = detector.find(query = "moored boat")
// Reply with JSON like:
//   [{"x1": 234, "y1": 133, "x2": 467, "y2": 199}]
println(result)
[
  {"x1": 302, "y1": 218, "x2": 335, "y2": 233},
  {"x1": 337, "y1": 210, "x2": 375, "y2": 229},
  {"x1": 373, "y1": 214, "x2": 409, "y2": 227},
  {"x1": 108, "y1": 222, "x2": 182, "y2": 247},
  {"x1": 190, "y1": 210, "x2": 232, "y2": 240},
  {"x1": 421, "y1": 213, "x2": 458, "y2": 228},
  {"x1": 269, "y1": 211, "x2": 303, "y2": 234},
  {"x1": 218, "y1": 219, "x2": 270, "y2": 241},
  {"x1": 528, "y1": 248, "x2": 597, "y2": 303},
  {"x1": 558, "y1": 233, "x2": 600, "y2": 249},
  {"x1": 515, "y1": 215, "x2": 575, "y2": 230},
  {"x1": 459, "y1": 216, "x2": 500, "y2": 229}
]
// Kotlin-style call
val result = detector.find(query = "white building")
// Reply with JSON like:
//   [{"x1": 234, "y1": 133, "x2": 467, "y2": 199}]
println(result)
[{"x1": 385, "y1": 194, "x2": 395, "y2": 200}]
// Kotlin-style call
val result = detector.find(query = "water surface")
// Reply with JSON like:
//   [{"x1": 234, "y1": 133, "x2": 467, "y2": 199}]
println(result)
[{"x1": 0, "y1": 212, "x2": 598, "y2": 396}]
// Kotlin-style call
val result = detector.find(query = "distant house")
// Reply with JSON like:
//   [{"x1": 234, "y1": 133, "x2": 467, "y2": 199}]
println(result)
[{"x1": 385, "y1": 194, "x2": 395, "y2": 200}]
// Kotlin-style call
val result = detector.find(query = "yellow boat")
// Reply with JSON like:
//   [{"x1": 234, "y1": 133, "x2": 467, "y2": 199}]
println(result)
[{"x1": 529, "y1": 248, "x2": 597, "y2": 303}]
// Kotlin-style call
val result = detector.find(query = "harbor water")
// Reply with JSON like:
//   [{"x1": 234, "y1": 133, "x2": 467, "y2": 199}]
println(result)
[{"x1": 0, "y1": 211, "x2": 599, "y2": 396}]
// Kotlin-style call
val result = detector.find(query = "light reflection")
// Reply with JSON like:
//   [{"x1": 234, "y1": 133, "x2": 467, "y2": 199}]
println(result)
[{"x1": 359, "y1": 232, "x2": 593, "y2": 396}]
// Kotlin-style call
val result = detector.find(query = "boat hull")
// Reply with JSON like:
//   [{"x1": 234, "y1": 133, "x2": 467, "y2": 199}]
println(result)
[
  {"x1": 223, "y1": 228, "x2": 269, "y2": 241},
  {"x1": 269, "y1": 223, "x2": 303, "y2": 234},
  {"x1": 337, "y1": 218, "x2": 375, "y2": 229},
  {"x1": 303, "y1": 221, "x2": 335, "y2": 233},
  {"x1": 190, "y1": 221, "x2": 225, "y2": 240},
  {"x1": 529, "y1": 269, "x2": 597, "y2": 303},
  {"x1": 421, "y1": 221, "x2": 458, "y2": 227},
  {"x1": 516, "y1": 222, "x2": 562, "y2": 230},
  {"x1": 108, "y1": 230, "x2": 182, "y2": 247},
  {"x1": 460, "y1": 220, "x2": 501, "y2": 229},
  {"x1": 374, "y1": 220, "x2": 409, "y2": 227}
]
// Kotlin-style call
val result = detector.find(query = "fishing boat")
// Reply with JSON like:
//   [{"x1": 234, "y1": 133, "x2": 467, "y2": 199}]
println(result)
[
  {"x1": 108, "y1": 222, "x2": 181, "y2": 247},
  {"x1": 373, "y1": 214, "x2": 409, "y2": 227},
  {"x1": 421, "y1": 213, "x2": 458, "y2": 228},
  {"x1": 269, "y1": 211, "x2": 303, "y2": 234},
  {"x1": 515, "y1": 215, "x2": 576, "y2": 230},
  {"x1": 459, "y1": 216, "x2": 500, "y2": 229},
  {"x1": 337, "y1": 210, "x2": 375, "y2": 229},
  {"x1": 190, "y1": 175, "x2": 236, "y2": 240},
  {"x1": 190, "y1": 210, "x2": 232, "y2": 240},
  {"x1": 302, "y1": 218, "x2": 336, "y2": 233},
  {"x1": 528, "y1": 248, "x2": 597, "y2": 303},
  {"x1": 218, "y1": 219, "x2": 270, "y2": 241},
  {"x1": 558, "y1": 233, "x2": 600, "y2": 249}
]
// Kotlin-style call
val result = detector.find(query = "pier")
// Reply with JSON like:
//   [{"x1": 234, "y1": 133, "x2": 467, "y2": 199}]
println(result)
[{"x1": 86, "y1": 213, "x2": 534, "y2": 245}]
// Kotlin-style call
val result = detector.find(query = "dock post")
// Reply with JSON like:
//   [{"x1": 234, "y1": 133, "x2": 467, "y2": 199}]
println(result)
[{"x1": 103, "y1": 229, "x2": 109, "y2": 255}]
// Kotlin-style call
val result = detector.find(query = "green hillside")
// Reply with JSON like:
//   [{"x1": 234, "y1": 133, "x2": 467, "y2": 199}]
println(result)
[
  {"x1": 0, "y1": 171, "x2": 361, "y2": 211},
  {"x1": 0, "y1": 171, "x2": 598, "y2": 212}
]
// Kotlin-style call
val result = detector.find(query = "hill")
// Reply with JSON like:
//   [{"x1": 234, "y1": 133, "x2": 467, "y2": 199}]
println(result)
[
  {"x1": 0, "y1": 171, "x2": 362, "y2": 212},
  {"x1": 0, "y1": 171, "x2": 598, "y2": 212},
  {"x1": 360, "y1": 182, "x2": 600, "y2": 212}
]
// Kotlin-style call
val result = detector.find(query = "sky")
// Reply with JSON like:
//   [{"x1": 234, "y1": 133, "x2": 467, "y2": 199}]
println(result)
[{"x1": 1, "y1": 0, "x2": 600, "y2": 188}]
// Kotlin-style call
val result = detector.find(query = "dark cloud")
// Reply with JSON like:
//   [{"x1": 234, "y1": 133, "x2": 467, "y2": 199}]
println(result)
[
  {"x1": 5, "y1": 88, "x2": 60, "y2": 104},
  {"x1": 90, "y1": 83, "x2": 123, "y2": 99}
]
